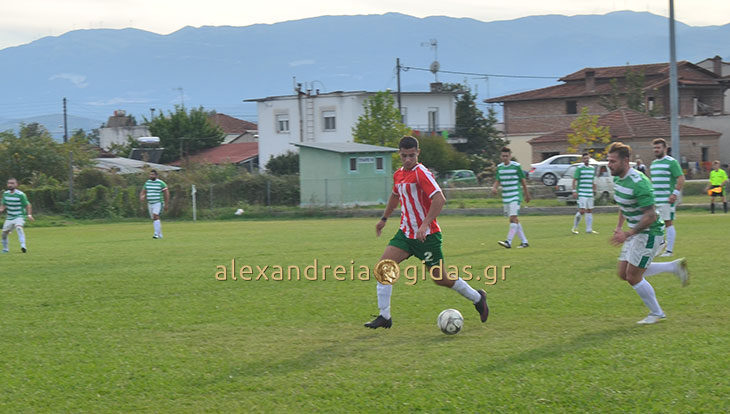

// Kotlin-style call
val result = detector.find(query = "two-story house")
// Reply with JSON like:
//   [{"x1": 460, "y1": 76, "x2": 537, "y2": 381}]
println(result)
[
  {"x1": 246, "y1": 87, "x2": 457, "y2": 169},
  {"x1": 486, "y1": 61, "x2": 729, "y2": 163}
]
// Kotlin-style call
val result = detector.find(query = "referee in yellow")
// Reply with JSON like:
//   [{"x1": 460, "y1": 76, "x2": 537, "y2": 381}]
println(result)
[{"x1": 706, "y1": 160, "x2": 729, "y2": 213}]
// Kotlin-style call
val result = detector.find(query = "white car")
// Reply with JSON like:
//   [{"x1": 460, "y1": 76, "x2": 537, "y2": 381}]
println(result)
[
  {"x1": 555, "y1": 161, "x2": 634, "y2": 204},
  {"x1": 529, "y1": 154, "x2": 596, "y2": 186}
]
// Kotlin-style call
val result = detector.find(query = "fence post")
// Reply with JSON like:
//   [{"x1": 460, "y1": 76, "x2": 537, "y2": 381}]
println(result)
[
  {"x1": 324, "y1": 178, "x2": 328, "y2": 208},
  {"x1": 209, "y1": 184, "x2": 213, "y2": 210},
  {"x1": 192, "y1": 184, "x2": 197, "y2": 222},
  {"x1": 266, "y1": 179, "x2": 271, "y2": 211}
]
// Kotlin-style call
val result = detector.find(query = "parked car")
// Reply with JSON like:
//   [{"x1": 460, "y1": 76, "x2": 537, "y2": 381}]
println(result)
[
  {"x1": 555, "y1": 161, "x2": 634, "y2": 204},
  {"x1": 529, "y1": 154, "x2": 595, "y2": 186},
  {"x1": 439, "y1": 169, "x2": 479, "y2": 187}
]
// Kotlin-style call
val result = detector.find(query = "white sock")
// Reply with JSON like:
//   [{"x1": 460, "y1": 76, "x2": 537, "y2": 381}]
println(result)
[
  {"x1": 586, "y1": 213, "x2": 593, "y2": 232},
  {"x1": 666, "y1": 225, "x2": 676, "y2": 252},
  {"x1": 632, "y1": 279, "x2": 664, "y2": 317},
  {"x1": 153, "y1": 220, "x2": 162, "y2": 236},
  {"x1": 16, "y1": 226, "x2": 26, "y2": 248},
  {"x1": 573, "y1": 212, "x2": 582, "y2": 229},
  {"x1": 507, "y1": 223, "x2": 517, "y2": 243},
  {"x1": 451, "y1": 278, "x2": 481, "y2": 303},
  {"x1": 1, "y1": 231, "x2": 8, "y2": 250},
  {"x1": 377, "y1": 282, "x2": 392, "y2": 319},
  {"x1": 643, "y1": 260, "x2": 678, "y2": 277},
  {"x1": 517, "y1": 223, "x2": 528, "y2": 243}
]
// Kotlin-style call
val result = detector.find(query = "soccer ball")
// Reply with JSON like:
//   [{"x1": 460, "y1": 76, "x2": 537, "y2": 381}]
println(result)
[{"x1": 437, "y1": 309, "x2": 464, "y2": 335}]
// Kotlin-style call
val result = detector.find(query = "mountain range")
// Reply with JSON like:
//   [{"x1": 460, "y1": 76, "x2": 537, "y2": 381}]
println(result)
[{"x1": 0, "y1": 10, "x2": 728, "y2": 140}]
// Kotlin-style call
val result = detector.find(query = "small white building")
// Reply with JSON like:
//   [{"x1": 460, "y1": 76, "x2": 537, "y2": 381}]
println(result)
[{"x1": 246, "y1": 88, "x2": 457, "y2": 169}]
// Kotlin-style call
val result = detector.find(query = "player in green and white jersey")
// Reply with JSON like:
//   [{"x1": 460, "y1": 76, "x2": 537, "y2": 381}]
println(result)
[
  {"x1": 492, "y1": 147, "x2": 531, "y2": 248},
  {"x1": 607, "y1": 143, "x2": 689, "y2": 325},
  {"x1": 649, "y1": 138, "x2": 685, "y2": 257},
  {"x1": 0, "y1": 178, "x2": 34, "y2": 253},
  {"x1": 139, "y1": 170, "x2": 169, "y2": 239},
  {"x1": 571, "y1": 153, "x2": 598, "y2": 234}
]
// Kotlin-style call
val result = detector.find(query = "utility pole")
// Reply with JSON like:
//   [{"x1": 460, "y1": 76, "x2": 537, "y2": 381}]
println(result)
[
  {"x1": 63, "y1": 97, "x2": 73, "y2": 203},
  {"x1": 63, "y1": 97, "x2": 68, "y2": 143},
  {"x1": 396, "y1": 58, "x2": 402, "y2": 116},
  {"x1": 668, "y1": 0, "x2": 680, "y2": 161},
  {"x1": 150, "y1": 107, "x2": 156, "y2": 121}
]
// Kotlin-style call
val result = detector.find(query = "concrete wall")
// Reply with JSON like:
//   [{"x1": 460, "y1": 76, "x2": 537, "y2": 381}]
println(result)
[
  {"x1": 679, "y1": 115, "x2": 730, "y2": 164},
  {"x1": 99, "y1": 126, "x2": 151, "y2": 150},
  {"x1": 503, "y1": 133, "x2": 539, "y2": 165}
]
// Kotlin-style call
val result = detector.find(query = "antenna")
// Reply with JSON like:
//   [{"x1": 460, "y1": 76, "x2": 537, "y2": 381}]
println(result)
[{"x1": 421, "y1": 38, "x2": 439, "y2": 82}]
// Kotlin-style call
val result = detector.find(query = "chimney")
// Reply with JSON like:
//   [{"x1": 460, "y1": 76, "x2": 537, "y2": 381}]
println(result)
[
  {"x1": 430, "y1": 82, "x2": 443, "y2": 93},
  {"x1": 585, "y1": 70, "x2": 596, "y2": 92},
  {"x1": 712, "y1": 55, "x2": 723, "y2": 76}
]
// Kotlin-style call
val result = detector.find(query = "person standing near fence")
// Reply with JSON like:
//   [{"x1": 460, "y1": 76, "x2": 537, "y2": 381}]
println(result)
[
  {"x1": 0, "y1": 178, "x2": 34, "y2": 253},
  {"x1": 140, "y1": 170, "x2": 169, "y2": 239},
  {"x1": 706, "y1": 160, "x2": 728, "y2": 213}
]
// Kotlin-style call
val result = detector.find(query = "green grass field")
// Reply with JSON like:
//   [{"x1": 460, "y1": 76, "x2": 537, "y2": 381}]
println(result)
[{"x1": 1, "y1": 212, "x2": 728, "y2": 412}]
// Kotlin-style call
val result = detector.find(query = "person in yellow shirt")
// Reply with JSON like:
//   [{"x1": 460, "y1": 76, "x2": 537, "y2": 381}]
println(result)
[{"x1": 705, "y1": 160, "x2": 729, "y2": 213}]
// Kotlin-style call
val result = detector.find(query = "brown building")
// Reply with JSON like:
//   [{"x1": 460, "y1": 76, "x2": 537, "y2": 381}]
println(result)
[
  {"x1": 208, "y1": 113, "x2": 258, "y2": 144},
  {"x1": 486, "y1": 61, "x2": 729, "y2": 135},
  {"x1": 529, "y1": 108, "x2": 721, "y2": 168}
]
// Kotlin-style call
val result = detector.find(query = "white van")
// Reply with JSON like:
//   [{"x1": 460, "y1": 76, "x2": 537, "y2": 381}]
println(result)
[{"x1": 555, "y1": 161, "x2": 635, "y2": 204}]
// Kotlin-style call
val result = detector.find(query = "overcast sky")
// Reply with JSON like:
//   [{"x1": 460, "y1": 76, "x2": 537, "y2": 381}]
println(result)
[{"x1": 1, "y1": 0, "x2": 728, "y2": 50}]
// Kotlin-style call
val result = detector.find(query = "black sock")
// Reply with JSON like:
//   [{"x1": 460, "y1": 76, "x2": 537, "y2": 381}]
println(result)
[
  {"x1": 724, "y1": 202, "x2": 728, "y2": 213},
  {"x1": 710, "y1": 202, "x2": 715, "y2": 213}
]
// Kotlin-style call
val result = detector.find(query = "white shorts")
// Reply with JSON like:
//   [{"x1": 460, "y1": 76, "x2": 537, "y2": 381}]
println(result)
[
  {"x1": 618, "y1": 233, "x2": 665, "y2": 269},
  {"x1": 577, "y1": 197, "x2": 594, "y2": 210},
  {"x1": 656, "y1": 204, "x2": 675, "y2": 221},
  {"x1": 148, "y1": 202, "x2": 162, "y2": 219},
  {"x1": 503, "y1": 202, "x2": 520, "y2": 217},
  {"x1": 2, "y1": 217, "x2": 25, "y2": 232}
]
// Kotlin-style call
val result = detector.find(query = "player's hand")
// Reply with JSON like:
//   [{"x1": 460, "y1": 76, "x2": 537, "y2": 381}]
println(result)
[
  {"x1": 164, "y1": 205, "x2": 169, "y2": 212},
  {"x1": 611, "y1": 230, "x2": 630, "y2": 246},
  {"x1": 491, "y1": 187, "x2": 498, "y2": 195},
  {"x1": 375, "y1": 219, "x2": 386, "y2": 237},
  {"x1": 415, "y1": 224, "x2": 428, "y2": 242},
  {"x1": 27, "y1": 214, "x2": 34, "y2": 222},
  {"x1": 524, "y1": 193, "x2": 531, "y2": 203}
]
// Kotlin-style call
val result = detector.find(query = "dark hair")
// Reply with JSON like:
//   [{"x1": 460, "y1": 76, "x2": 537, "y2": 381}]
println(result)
[
  {"x1": 7, "y1": 177, "x2": 17, "y2": 183},
  {"x1": 399, "y1": 136, "x2": 419, "y2": 150},
  {"x1": 652, "y1": 138, "x2": 667, "y2": 147},
  {"x1": 500, "y1": 146, "x2": 511, "y2": 153},
  {"x1": 607, "y1": 142, "x2": 631, "y2": 160},
  {"x1": 150, "y1": 169, "x2": 158, "y2": 175},
  {"x1": 582, "y1": 152, "x2": 590, "y2": 157}
]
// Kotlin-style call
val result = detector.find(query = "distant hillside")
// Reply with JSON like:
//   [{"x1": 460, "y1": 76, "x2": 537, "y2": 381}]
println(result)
[
  {"x1": 0, "y1": 114, "x2": 103, "y2": 142},
  {"x1": 0, "y1": 11, "x2": 728, "y2": 124}
]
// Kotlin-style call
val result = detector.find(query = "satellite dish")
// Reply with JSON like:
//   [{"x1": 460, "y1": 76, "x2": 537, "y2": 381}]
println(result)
[{"x1": 430, "y1": 61, "x2": 440, "y2": 74}]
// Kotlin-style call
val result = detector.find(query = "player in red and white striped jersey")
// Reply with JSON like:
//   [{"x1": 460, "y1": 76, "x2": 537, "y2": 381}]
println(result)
[{"x1": 365, "y1": 136, "x2": 489, "y2": 329}]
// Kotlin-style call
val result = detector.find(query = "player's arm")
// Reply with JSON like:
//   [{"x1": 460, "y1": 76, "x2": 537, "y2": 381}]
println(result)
[
  {"x1": 376, "y1": 192, "x2": 399, "y2": 237},
  {"x1": 521, "y1": 178, "x2": 531, "y2": 203},
  {"x1": 415, "y1": 191, "x2": 445, "y2": 242},
  {"x1": 25, "y1": 200, "x2": 34, "y2": 221},
  {"x1": 139, "y1": 187, "x2": 146, "y2": 202},
  {"x1": 491, "y1": 179, "x2": 499, "y2": 195},
  {"x1": 571, "y1": 178, "x2": 577, "y2": 194},
  {"x1": 669, "y1": 174, "x2": 685, "y2": 204},
  {"x1": 163, "y1": 187, "x2": 170, "y2": 211}
]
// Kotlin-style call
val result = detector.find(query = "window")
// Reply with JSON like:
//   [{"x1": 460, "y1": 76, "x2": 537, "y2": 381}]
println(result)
[
  {"x1": 400, "y1": 107, "x2": 407, "y2": 124},
  {"x1": 551, "y1": 156, "x2": 574, "y2": 165},
  {"x1": 428, "y1": 108, "x2": 439, "y2": 132},
  {"x1": 349, "y1": 158, "x2": 357, "y2": 171},
  {"x1": 323, "y1": 110, "x2": 336, "y2": 131},
  {"x1": 376, "y1": 157, "x2": 384, "y2": 171},
  {"x1": 701, "y1": 147, "x2": 709, "y2": 162},
  {"x1": 647, "y1": 97, "x2": 655, "y2": 111},
  {"x1": 275, "y1": 114, "x2": 289, "y2": 133},
  {"x1": 541, "y1": 152, "x2": 559, "y2": 160},
  {"x1": 693, "y1": 97, "x2": 699, "y2": 115},
  {"x1": 566, "y1": 100, "x2": 578, "y2": 114}
]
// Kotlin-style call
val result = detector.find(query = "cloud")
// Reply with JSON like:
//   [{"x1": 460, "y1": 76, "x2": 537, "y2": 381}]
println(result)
[
  {"x1": 289, "y1": 59, "x2": 315, "y2": 67},
  {"x1": 84, "y1": 97, "x2": 151, "y2": 106},
  {"x1": 49, "y1": 73, "x2": 89, "y2": 88}
]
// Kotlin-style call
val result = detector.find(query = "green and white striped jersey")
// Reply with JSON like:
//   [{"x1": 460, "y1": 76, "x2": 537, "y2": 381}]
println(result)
[
  {"x1": 613, "y1": 168, "x2": 664, "y2": 236},
  {"x1": 649, "y1": 156, "x2": 682, "y2": 205},
  {"x1": 496, "y1": 161, "x2": 525, "y2": 204},
  {"x1": 2, "y1": 190, "x2": 29, "y2": 220},
  {"x1": 144, "y1": 179, "x2": 167, "y2": 205},
  {"x1": 573, "y1": 164, "x2": 596, "y2": 198}
]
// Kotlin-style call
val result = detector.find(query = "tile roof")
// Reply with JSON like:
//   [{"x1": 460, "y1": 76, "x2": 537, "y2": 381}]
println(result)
[
  {"x1": 169, "y1": 142, "x2": 258, "y2": 166},
  {"x1": 529, "y1": 108, "x2": 721, "y2": 144},
  {"x1": 208, "y1": 113, "x2": 257, "y2": 134}
]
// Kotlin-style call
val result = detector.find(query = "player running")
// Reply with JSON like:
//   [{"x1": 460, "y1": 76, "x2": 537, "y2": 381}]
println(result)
[
  {"x1": 364, "y1": 136, "x2": 489, "y2": 329},
  {"x1": 649, "y1": 138, "x2": 685, "y2": 257},
  {"x1": 492, "y1": 147, "x2": 531, "y2": 248},
  {"x1": 1, "y1": 178, "x2": 34, "y2": 253},
  {"x1": 607, "y1": 142, "x2": 689, "y2": 325},
  {"x1": 571, "y1": 152, "x2": 598, "y2": 234},
  {"x1": 139, "y1": 170, "x2": 169, "y2": 239}
]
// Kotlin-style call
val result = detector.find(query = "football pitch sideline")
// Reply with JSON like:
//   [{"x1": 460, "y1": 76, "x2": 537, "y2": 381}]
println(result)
[{"x1": 1, "y1": 213, "x2": 728, "y2": 412}]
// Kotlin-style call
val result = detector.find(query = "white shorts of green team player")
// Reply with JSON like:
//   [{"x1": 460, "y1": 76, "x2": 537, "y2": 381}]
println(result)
[
  {"x1": 502, "y1": 201, "x2": 520, "y2": 217},
  {"x1": 148, "y1": 202, "x2": 162, "y2": 219},
  {"x1": 2, "y1": 217, "x2": 24, "y2": 232},
  {"x1": 618, "y1": 234, "x2": 665, "y2": 268},
  {"x1": 577, "y1": 197, "x2": 594, "y2": 210},
  {"x1": 655, "y1": 204, "x2": 676, "y2": 221}
]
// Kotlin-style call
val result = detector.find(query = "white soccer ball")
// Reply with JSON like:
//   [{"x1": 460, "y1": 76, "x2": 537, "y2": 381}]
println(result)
[{"x1": 437, "y1": 309, "x2": 464, "y2": 335}]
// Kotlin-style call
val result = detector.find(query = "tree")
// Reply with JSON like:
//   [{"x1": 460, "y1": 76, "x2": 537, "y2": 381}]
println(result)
[
  {"x1": 444, "y1": 83, "x2": 506, "y2": 160},
  {"x1": 567, "y1": 107, "x2": 611, "y2": 159},
  {"x1": 266, "y1": 151, "x2": 299, "y2": 175},
  {"x1": 352, "y1": 91, "x2": 411, "y2": 147},
  {"x1": 147, "y1": 106, "x2": 225, "y2": 163},
  {"x1": 599, "y1": 67, "x2": 660, "y2": 115},
  {"x1": 0, "y1": 124, "x2": 65, "y2": 182},
  {"x1": 417, "y1": 135, "x2": 470, "y2": 174}
]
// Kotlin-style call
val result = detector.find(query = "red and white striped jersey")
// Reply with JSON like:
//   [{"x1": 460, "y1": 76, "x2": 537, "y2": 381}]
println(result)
[{"x1": 392, "y1": 163, "x2": 442, "y2": 239}]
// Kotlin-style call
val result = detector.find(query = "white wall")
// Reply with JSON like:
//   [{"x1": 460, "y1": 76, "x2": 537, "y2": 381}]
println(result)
[
  {"x1": 679, "y1": 115, "x2": 730, "y2": 164},
  {"x1": 99, "y1": 126, "x2": 151, "y2": 150}
]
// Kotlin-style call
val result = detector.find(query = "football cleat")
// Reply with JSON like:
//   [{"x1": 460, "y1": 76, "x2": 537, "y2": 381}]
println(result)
[
  {"x1": 571, "y1": 228, "x2": 579, "y2": 234},
  {"x1": 20, "y1": 247, "x2": 26, "y2": 253},
  {"x1": 587, "y1": 230, "x2": 599, "y2": 234},
  {"x1": 517, "y1": 242, "x2": 529, "y2": 248},
  {"x1": 659, "y1": 251, "x2": 673, "y2": 257},
  {"x1": 676, "y1": 258, "x2": 689, "y2": 287},
  {"x1": 497, "y1": 240, "x2": 511, "y2": 249},
  {"x1": 364, "y1": 315, "x2": 392, "y2": 329},
  {"x1": 475, "y1": 289, "x2": 489, "y2": 322},
  {"x1": 637, "y1": 314, "x2": 666, "y2": 325}
]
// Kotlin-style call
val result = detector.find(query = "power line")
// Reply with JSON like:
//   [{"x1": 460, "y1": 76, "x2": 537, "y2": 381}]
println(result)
[{"x1": 401, "y1": 65, "x2": 558, "y2": 80}]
